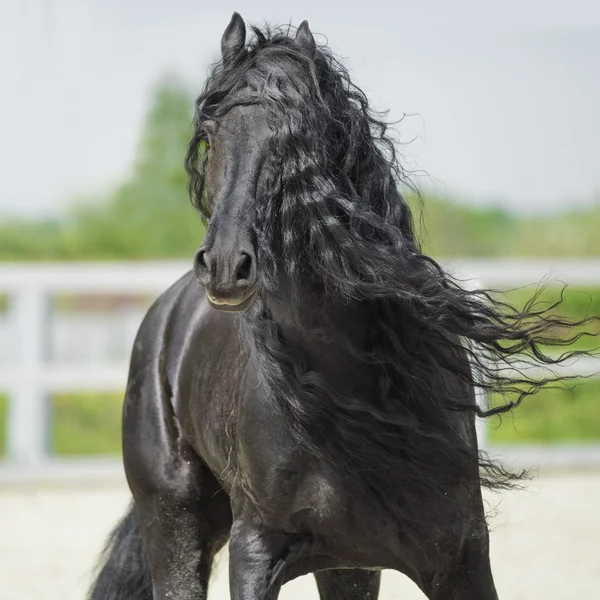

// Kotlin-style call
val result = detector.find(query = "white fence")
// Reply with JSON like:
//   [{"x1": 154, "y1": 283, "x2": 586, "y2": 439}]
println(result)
[{"x1": 0, "y1": 259, "x2": 599, "y2": 480}]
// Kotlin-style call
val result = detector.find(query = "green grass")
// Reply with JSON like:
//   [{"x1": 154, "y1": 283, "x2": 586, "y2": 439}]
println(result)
[
  {"x1": 50, "y1": 392, "x2": 123, "y2": 455},
  {"x1": 488, "y1": 379, "x2": 600, "y2": 444},
  {"x1": 0, "y1": 381, "x2": 599, "y2": 456},
  {"x1": 0, "y1": 392, "x2": 124, "y2": 458}
]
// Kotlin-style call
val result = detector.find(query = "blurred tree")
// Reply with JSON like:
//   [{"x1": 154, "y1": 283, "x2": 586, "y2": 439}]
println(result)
[
  {"x1": 61, "y1": 75, "x2": 204, "y2": 259},
  {"x1": 516, "y1": 204, "x2": 600, "y2": 257},
  {"x1": 0, "y1": 75, "x2": 598, "y2": 260},
  {"x1": 0, "y1": 219, "x2": 65, "y2": 260},
  {"x1": 410, "y1": 195, "x2": 517, "y2": 257}
]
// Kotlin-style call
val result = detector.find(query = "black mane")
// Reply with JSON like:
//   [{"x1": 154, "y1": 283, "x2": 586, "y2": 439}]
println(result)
[{"x1": 185, "y1": 25, "x2": 595, "y2": 535}]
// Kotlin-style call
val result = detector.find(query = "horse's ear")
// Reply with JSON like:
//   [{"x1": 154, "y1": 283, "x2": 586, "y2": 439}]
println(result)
[
  {"x1": 295, "y1": 20, "x2": 316, "y2": 56},
  {"x1": 221, "y1": 12, "x2": 246, "y2": 62}
]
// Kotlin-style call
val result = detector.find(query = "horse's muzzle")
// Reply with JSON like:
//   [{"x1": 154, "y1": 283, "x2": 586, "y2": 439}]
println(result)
[{"x1": 193, "y1": 245, "x2": 259, "y2": 312}]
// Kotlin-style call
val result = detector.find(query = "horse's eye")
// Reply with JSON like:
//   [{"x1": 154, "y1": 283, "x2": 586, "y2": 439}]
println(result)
[{"x1": 200, "y1": 131, "x2": 211, "y2": 150}]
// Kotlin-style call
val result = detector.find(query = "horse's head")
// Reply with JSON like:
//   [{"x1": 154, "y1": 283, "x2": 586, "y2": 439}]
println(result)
[{"x1": 187, "y1": 13, "x2": 319, "y2": 312}]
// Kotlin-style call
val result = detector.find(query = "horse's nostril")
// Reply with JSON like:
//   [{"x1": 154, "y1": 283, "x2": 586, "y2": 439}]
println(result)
[
  {"x1": 196, "y1": 250, "x2": 208, "y2": 270},
  {"x1": 235, "y1": 252, "x2": 253, "y2": 282},
  {"x1": 193, "y1": 249, "x2": 213, "y2": 284}
]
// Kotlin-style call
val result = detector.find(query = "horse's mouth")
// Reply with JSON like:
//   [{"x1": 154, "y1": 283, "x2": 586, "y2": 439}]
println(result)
[{"x1": 206, "y1": 288, "x2": 259, "y2": 313}]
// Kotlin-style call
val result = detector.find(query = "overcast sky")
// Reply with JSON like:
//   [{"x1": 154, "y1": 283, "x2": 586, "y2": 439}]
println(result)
[{"x1": 1, "y1": 0, "x2": 599, "y2": 218}]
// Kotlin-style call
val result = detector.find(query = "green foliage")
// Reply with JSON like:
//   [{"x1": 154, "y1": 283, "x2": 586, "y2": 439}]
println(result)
[
  {"x1": 0, "y1": 77, "x2": 599, "y2": 261},
  {"x1": 0, "y1": 76, "x2": 204, "y2": 260},
  {"x1": 50, "y1": 392, "x2": 123, "y2": 455},
  {"x1": 408, "y1": 195, "x2": 517, "y2": 258},
  {"x1": 489, "y1": 379, "x2": 600, "y2": 444},
  {"x1": 0, "y1": 219, "x2": 67, "y2": 260},
  {"x1": 515, "y1": 206, "x2": 600, "y2": 257},
  {"x1": 61, "y1": 77, "x2": 205, "y2": 259},
  {"x1": 0, "y1": 392, "x2": 123, "y2": 457},
  {"x1": 407, "y1": 194, "x2": 600, "y2": 258}
]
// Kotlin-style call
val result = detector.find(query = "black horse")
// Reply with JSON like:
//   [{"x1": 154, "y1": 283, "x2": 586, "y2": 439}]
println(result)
[{"x1": 90, "y1": 14, "x2": 591, "y2": 600}]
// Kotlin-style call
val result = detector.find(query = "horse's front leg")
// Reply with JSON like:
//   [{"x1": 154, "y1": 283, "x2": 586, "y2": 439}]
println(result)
[
  {"x1": 127, "y1": 445, "x2": 232, "y2": 600},
  {"x1": 123, "y1": 367, "x2": 233, "y2": 600},
  {"x1": 228, "y1": 518, "x2": 295, "y2": 600}
]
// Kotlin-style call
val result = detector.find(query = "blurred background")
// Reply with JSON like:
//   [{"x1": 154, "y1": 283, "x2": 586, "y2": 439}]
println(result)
[{"x1": 0, "y1": 1, "x2": 599, "y2": 599}]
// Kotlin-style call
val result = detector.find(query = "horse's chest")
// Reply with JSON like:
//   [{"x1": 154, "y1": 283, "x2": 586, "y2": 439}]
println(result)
[
  {"x1": 236, "y1": 407, "x2": 344, "y2": 524},
  {"x1": 240, "y1": 457, "x2": 361, "y2": 536},
  {"x1": 237, "y1": 458, "x2": 406, "y2": 570},
  {"x1": 233, "y1": 404, "x2": 414, "y2": 569},
  {"x1": 234, "y1": 388, "x2": 401, "y2": 560}
]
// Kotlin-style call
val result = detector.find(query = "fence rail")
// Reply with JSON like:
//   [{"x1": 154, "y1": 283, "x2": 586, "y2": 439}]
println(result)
[{"x1": 1, "y1": 259, "x2": 599, "y2": 479}]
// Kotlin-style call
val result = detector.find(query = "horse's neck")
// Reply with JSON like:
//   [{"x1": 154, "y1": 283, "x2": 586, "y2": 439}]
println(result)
[{"x1": 262, "y1": 290, "x2": 373, "y2": 391}]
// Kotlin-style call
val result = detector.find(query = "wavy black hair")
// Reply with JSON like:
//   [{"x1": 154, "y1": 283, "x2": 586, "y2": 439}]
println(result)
[{"x1": 186, "y1": 25, "x2": 598, "y2": 536}]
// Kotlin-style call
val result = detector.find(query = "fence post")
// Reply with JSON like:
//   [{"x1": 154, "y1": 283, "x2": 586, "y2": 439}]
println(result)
[
  {"x1": 465, "y1": 277, "x2": 489, "y2": 451},
  {"x1": 6, "y1": 284, "x2": 50, "y2": 466}
]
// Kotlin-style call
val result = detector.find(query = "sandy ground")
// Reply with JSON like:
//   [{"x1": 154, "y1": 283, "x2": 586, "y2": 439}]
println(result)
[{"x1": 0, "y1": 472, "x2": 599, "y2": 600}]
